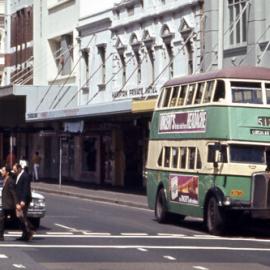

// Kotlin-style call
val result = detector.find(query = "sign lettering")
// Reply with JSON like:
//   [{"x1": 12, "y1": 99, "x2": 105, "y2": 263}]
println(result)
[{"x1": 159, "y1": 110, "x2": 207, "y2": 134}]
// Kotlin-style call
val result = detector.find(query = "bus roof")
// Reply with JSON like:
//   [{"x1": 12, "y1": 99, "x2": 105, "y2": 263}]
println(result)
[{"x1": 163, "y1": 66, "x2": 270, "y2": 87}]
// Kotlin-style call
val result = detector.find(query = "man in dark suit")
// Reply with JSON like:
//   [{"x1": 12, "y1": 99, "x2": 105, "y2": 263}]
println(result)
[
  {"x1": 0, "y1": 165, "x2": 18, "y2": 241},
  {"x1": 13, "y1": 163, "x2": 34, "y2": 241}
]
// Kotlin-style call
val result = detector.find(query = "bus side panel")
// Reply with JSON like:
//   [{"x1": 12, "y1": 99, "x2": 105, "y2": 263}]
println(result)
[{"x1": 220, "y1": 175, "x2": 251, "y2": 202}]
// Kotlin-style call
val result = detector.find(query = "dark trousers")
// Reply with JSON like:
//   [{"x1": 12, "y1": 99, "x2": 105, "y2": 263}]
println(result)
[
  {"x1": 0, "y1": 209, "x2": 15, "y2": 236},
  {"x1": 17, "y1": 206, "x2": 33, "y2": 237}
]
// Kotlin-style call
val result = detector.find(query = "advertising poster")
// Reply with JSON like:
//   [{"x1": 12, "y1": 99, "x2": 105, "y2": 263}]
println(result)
[{"x1": 169, "y1": 174, "x2": 199, "y2": 205}]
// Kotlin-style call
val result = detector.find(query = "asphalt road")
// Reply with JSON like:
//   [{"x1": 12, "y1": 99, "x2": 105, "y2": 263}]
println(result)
[{"x1": 1, "y1": 192, "x2": 270, "y2": 270}]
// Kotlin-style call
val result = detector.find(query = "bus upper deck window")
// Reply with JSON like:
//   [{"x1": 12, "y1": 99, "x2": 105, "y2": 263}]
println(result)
[
  {"x1": 157, "y1": 89, "x2": 165, "y2": 108},
  {"x1": 266, "y1": 84, "x2": 270, "y2": 104},
  {"x1": 186, "y1": 84, "x2": 196, "y2": 105},
  {"x1": 177, "y1": 85, "x2": 187, "y2": 106},
  {"x1": 203, "y1": 81, "x2": 214, "y2": 103},
  {"x1": 163, "y1": 87, "x2": 172, "y2": 107},
  {"x1": 170, "y1": 86, "x2": 179, "y2": 107},
  {"x1": 231, "y1": 82, "x2": 262, "y2": 104},
  {"x1": 194, "y1": 82, "x2": 205, "y2": 104},
  {"x1": 213, "y1": 80, "x2": 225, "y2": 102}
]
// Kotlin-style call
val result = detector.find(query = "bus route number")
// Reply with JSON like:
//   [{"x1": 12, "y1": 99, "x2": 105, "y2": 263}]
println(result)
[{"x1": 258, "y1": 116, "x2": 270, "y2": 127}]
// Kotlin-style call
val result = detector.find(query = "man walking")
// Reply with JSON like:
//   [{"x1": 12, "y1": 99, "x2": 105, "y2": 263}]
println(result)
[
  {"x1": 13, "y1": 163, "x2": 34, "y2": 241},
  {"x1": 32, "y1": 152, "x2": 41, "y2": 181},
  {"x1": 0, "y1": 166, "x2": 18, "y2": 241}
]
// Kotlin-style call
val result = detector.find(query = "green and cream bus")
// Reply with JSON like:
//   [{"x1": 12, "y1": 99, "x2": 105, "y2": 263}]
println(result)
[{"x1": 145, "y1": 66, "x2": 270, "y2": 235}]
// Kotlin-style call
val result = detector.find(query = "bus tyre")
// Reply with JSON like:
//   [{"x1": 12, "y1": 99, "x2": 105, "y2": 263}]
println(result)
[
  {"x1": 206, "y1": 197, "x2": 225, "y2": 235},
  {"x1": 155, "y1": 188, "x2": 168, "y2": 223}
]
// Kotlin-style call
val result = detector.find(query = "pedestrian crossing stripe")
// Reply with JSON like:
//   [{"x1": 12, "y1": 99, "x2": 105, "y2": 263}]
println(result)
[{"x1": 3, "y1": 232, "x2": 270, "y2": 243}]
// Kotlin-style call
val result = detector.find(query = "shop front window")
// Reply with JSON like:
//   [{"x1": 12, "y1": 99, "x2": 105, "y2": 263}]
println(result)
[{"x1": 82, "y1": 137, "x2": 97, "y2": 172}]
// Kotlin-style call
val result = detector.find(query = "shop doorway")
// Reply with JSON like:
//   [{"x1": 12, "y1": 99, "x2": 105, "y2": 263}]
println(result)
[
  {"x1": 81, "y1": 135, "x2": 100, "y2": 183},
  {"x1": 123, "y1": 125, "x2": 143, "y2": 189}
]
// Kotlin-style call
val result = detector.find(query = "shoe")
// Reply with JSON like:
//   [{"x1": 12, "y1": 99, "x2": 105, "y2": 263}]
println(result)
[
  {"x1": 0, "y1": 236, "x2": 4, "y2": 241},
  {"x1": 27, "y1": 230, "x2": 34, "y2": 241}
]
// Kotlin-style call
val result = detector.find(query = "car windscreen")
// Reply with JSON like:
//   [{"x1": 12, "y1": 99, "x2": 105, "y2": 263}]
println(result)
[{"x1": 230, "y1": 144, "x2": 265, "y2": 164}]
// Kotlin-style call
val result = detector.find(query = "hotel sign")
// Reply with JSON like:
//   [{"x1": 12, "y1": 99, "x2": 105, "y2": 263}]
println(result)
[
  {"x1": 159, "y1": 110, "x2": 207, "y2": 134},
  {"x1": 112, "y1": 86, "x2": 157, "y2": 99}
]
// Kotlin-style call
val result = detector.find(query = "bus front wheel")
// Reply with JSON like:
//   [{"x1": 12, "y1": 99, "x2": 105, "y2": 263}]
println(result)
[
  {"x1": 155, "y1": 188, "x2": 168, "y2": 223},
  {"x1": 206, "y1": 197, "x2": 226, "y2": 235}
]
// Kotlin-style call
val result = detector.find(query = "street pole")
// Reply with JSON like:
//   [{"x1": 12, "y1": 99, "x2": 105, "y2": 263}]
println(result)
[
  {"x1": 9, "y1": 135, "x2": 13, "y2": 167},
  {"x1": 59, "y1": 137, "x2": 62, "y2": 188},
  {"x1": 218, "y1": 0, "x2": 224, "y2": 69}
]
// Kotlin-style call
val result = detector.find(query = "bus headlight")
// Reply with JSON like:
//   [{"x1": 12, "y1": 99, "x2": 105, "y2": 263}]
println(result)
[{"x1": 223, "y1": 196, "x2": 231, "y2": 206}]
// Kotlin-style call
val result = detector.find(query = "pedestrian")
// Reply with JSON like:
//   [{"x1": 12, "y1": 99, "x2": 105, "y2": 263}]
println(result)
[
  {"x1": 0, "y1": 165, "x2": 18, "y2": 241},
  {"x1": 12, "y1": 163, "x2": 34, "y2": 241},
  {"x1": 19, "y1": 155, "x2": 29, "y2": 172},
  {"x1": 31, "y1": 152, "x2": 41, "y2": 181},
  {"x1": 6, "y1": 151, "x2": 16, "y2": 168}
]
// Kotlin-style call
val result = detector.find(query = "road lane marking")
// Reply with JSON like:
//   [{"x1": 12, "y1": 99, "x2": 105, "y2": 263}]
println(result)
[
  {"x1": 46, "y1": 232, "x2": 74, "y2": 235},
  {"x1": 193, "y1": 266, "x2": 209, "y2": 270},
  {"x1": 0, "y1": 245, "x2": 270, "y2": 251},
  {"x1": 3, "y1": 233, "x2": 270, "y2": 243},
  {"x1": 121, "y1": 233, "x2": 148, "y2": 236},
  {"x1": 54, "y1": 223, "x2": 78, "y2": 232},
  {"x1": 137, "y1": 248, "x2": 148, "y2": 252},
  {"x1": 158, "y1": 233, "x2": 185, "y2": 237},
  {"x1": 163, "y1": 256, "x2": 176, "y2": 261},
  {"x1": 0, "y1": 254, "x2": 8, "y2": 258},
  {"x1": 13, "y1": 264, "x2": 26, "y2": 269},
  {"x1": 82, "y1": 232, "x2": 111, "y2": 236}
]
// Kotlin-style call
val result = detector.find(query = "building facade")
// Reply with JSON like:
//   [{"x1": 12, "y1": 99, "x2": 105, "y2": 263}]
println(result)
[
  {"x1": 25, "y1": 0, "x2": 203, "y2": 188},
  {"x1": 204, "y1": 0, "x2": 270, "y2": 70},
  {"x1": 2, "y1": 0, "x2": 270, "y2": 190}
]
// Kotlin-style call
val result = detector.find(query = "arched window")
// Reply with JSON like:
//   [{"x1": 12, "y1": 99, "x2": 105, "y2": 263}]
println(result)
[
  {"x1": 130, "y1": 33, "x2": 142, "y2": 84},
  {"x1": 116, "y1": 37, "x2": 127, "y2": 87},
  {"x1": 143, "y1": 30, "x2": 155, "y2": 83},
  {"x1": 161, "y1": 25, "x2": 175, "y2": 79},
  {"x1": 180, "y1": 18, "x2": 194, "y2": 74}
]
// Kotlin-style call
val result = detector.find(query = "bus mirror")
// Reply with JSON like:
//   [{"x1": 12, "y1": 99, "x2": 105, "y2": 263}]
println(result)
[{"x1": 214, "y1": 150, "x2": 221, "y2": 168}]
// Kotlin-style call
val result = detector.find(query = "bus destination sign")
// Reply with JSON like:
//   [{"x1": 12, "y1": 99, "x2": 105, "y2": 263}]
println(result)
[
  {"x1": 159, "y1": 110, "x2": 207, "y2": 134},
  {"x1": 258, "y1": 116, "x2": 270, "y2": 127}
]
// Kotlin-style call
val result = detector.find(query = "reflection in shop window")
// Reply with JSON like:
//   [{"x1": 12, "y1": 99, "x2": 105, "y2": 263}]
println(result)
[{"x1": 82, "y1": 137, "x2": 97, "y2": 172}]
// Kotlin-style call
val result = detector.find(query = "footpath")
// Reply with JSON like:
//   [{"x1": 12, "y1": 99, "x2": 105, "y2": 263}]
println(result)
[{"x1": 31, "y1": 180, "x2": 148, "y2": 210}]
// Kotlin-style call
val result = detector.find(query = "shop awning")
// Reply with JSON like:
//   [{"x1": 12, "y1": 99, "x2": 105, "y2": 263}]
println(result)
[{"x1": 131, "y1": 98, "x2": 157, "y2": 113}]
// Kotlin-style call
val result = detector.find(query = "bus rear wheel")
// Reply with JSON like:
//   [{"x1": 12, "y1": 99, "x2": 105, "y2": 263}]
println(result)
[
  {"x1": 155, "y1": 188, "x2": 168, "y2": 223},
  {"x1": 206, "y1": 197, "x2": 226, "y2": 235}
]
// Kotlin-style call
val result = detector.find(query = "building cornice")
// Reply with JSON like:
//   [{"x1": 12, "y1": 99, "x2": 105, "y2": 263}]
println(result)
[{"x1": 111, "y1": 0, "x2": 202, "y2": 32}]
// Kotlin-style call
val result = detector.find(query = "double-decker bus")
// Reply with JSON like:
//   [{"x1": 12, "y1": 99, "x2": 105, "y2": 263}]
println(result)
[{"x1": 145, "y1": 66, "x2": 270, "y2": 235}]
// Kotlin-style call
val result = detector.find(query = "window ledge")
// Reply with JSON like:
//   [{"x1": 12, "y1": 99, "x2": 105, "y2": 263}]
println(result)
[
  {"x1": 48, "y1": 74, "x2": 76, "y2": 84},
  {"x1": 98, "y1": 83, "x2": 106, "y2": 91},
  {"x1": 48, "y1": 0, "x2": 75, "y2": 12},
  {"x1": 224, "y1": 44, "x2": 247, "y2": 57}
]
